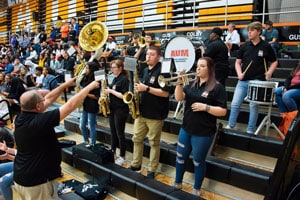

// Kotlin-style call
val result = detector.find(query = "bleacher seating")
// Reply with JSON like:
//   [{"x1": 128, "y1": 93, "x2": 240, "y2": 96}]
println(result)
[{"x1": 59, "y1": 56, "x2": 300, "y2": 199}]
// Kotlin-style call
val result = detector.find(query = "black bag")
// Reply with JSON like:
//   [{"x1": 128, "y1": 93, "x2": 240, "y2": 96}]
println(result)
[
  {"x1": 58, "y1": 139, "x2": 76, "y2": 148},
  {"x1": 74, "y1": 181, "x2": 108, "y2": 200},
  {"x1": 72, "y1": 143, "x2": 114, "y2": 164}
]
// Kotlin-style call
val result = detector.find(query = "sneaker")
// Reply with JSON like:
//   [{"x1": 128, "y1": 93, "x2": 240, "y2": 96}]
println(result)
[
  {"x1": 131, "y1": 165, "x2": 141, "y2": 173},
  {"x1": 192, "y1": 189, "x2": 200, "y2": 196},
  {"x1": 147, "y1": 171, "x2": 155, "y2": 179},
  {"x1": 225, "y1": 124, "x2": 234, "y2": 129},
  {"x1": 246, "y1": 130, "x2": 254, "y2": 134},
  {"x1": 174, "y1": 183, "x2": 182, "y2": 190},
  {"x1": 115, "y1": 157, "x2": 125, "y2": 166}
]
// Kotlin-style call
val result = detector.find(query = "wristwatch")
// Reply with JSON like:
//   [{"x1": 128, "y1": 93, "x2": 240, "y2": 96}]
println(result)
[{"x1": 146, "y1": 86, "x2": 150, "y2": 92}]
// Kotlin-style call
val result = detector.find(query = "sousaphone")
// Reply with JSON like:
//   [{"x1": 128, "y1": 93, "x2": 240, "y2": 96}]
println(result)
[{"x1": 79, "y1": 21, "x2": 108, "y2": 52}]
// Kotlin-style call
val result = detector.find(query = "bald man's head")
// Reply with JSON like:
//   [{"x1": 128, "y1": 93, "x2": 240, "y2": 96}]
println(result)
[{"x1": 20, "y1": 90, "x2": 43, "y2": 111}]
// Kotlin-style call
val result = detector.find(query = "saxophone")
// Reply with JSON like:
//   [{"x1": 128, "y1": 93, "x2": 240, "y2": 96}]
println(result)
[
  {"x1": 123, "y1": 69, "x2": 140, "y2": 119},
  {"x1": 98, "y1": 79, "x2": 110, "y2": 117}
]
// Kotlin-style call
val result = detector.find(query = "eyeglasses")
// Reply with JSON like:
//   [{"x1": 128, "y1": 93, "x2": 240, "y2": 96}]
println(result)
[{"x1": 111, "y1": 67, "x2": 120, "y2": 69}]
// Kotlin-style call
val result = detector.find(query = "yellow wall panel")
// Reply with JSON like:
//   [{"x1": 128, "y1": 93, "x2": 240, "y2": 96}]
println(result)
[{"x1": 200, "y1": 5, "x2": 253, "y2": 15}]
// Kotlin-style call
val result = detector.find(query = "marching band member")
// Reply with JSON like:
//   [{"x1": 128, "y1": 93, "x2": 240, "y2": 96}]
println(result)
[
  {"x1": 173, "y1": 57, "x2": 227, "y2": 196},
  {"x1": 226, "y1": 21, "x2": 278, "y2": 134},
  {"x1": 79, "y1": 61, "x2": 100, "y2": 147},
  {"x1": 131, "y1": 45, "x2": 171, "y2": 178},
  {"x1": 103, "y1": 59, "x2": 129, "y2": 166}
]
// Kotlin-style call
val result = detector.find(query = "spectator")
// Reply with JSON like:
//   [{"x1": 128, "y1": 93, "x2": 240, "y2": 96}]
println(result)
[
  {"x1": 68, "y1": 24, "x2": 76, "y2": 45},
  {"x1": 42, "y1": 66, "x2": 57, "y2": 90},
  {"x1": 225, "y1": 23, "x2": 240, "y2": 56},
  {"x1": 18, "y1": 66, "x2": 35, "y2": 88},
  {"x1": 103, "y1": 36, "x2": 117, "y2": 61},
  {"x1": 275, "y1": 61, "x2": 300, "y2": 113},
  {"x1": 60, "y1": 20, "x2": 69, "y2": 44},
  {"x1": 34, "y1": 66, "x2": 44, "y2": 88},
  {"x1": 33, "y1": 28, "x2": 41, "y2": 56},
  {"x1": 199, "y1": 27, "x2": 229, "y2": 87},
  {"x1": 26, "y1": 46, "x2": 38, "y2": 63},
  {"x1": 0, "y1": 74, "x2": 12, "y2": 97},
  {"x1": 0, "y1": 127, "x2": 16, "y2": 200},
  {"x1": 261, "y1": 20, "x2": 280, "y2": 56},
  {"x1": 12, "y1": 57, "x2": 24, "y2": 75},
  {"x1": 4, "y1": 57, "x2": 14, "y2": 75}
]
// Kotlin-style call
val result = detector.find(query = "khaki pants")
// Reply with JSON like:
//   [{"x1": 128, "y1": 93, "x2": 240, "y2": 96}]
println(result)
[
  {"x1": 131, "y1": 116, "x2": 164, "y2": 172},
  {"x1": 14, "y1": 180, "x2": 58, "y2": 200}
]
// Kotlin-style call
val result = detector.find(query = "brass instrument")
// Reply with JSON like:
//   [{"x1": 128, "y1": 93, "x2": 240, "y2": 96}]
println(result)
[
  {"x1": 138, "y1": 36, "x2": 146, "y2": 48},
  {"x1": 76, "y1": 21, "x2": 108, "y2": 92},
  {"x1": 74, "y1": 60, "x2": 86, "y2": 93},
  {"x1": 158, "y1": 72, "x2": 197, "y2": 87},
  {"x1": 123, "y1": 70, "x2": 140, "y2": 119},
  {"x1": 79, "y1": 21, "x2": 108, "y2": 52},
  {"x1": 98, "y1": 79, "x2": 110, "y2": 117}
]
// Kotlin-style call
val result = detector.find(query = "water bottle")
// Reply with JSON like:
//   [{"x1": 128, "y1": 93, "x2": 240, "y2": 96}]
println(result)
[{"x1": 298, "y1": 43, "x2": 300, "y2": 52}]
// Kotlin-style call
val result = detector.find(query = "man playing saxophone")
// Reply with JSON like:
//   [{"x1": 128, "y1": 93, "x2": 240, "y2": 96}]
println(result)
[
  {"x1": 79, "y1": 61, "x2": 101, "y2": 147},
  {"x1": 131, "y1": 45, "x2": 172, "y2": 178},
  {"x1": 103, "y1": 59, "x2": 129, "y2": 166}
]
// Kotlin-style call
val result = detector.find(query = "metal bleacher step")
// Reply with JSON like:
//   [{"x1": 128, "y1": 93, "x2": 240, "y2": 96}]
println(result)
[{"x1": 60, "y1": 129, "x2": 264, "y2": 200}]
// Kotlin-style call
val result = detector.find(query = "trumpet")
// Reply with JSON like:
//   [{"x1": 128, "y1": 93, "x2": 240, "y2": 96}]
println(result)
[{"x1": 158, "y1": 72, "x2": 197, "y2": 88}]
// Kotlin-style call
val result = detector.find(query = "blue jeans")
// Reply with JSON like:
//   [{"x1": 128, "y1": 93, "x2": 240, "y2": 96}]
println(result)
[
  {"x1": 80, "y1": 111, "x2": 97, "y2": 145},
  {"x1": 0, "y1": 162, "x2": 14, "y2": 200},
  {"x1": 275, "y1": 86, "x2": 300, "y2": 112},
  {"x1": 175, "y1": 128, "x2": 214, "y2": 190},
  {"x1": 228, "y1": 80, "x2": 259, "y2": 133}
]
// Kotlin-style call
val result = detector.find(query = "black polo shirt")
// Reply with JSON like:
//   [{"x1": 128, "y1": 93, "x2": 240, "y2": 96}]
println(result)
[
  {"x1": 203, "y1": 38, "x2": 229, "y2": 72},
  {"x1": 182, "y1": 82, "x2": 227, "y2": 136},
  {"x1": 140, "y1": 62, "x2": 170, "y2": 120},
  {"x1": 109, "y1": 73, "x2": 129, "y2": 111},
  {"x1": 14, "y1": 109, "x2": 61, "y2": 186},
  {"x1": 237, "y1": 39, "x2": 277, "y2": 81}
]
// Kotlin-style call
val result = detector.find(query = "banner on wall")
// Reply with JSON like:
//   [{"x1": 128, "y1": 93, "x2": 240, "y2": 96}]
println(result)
[{"x1": 7, "y1": 0, "x2": 26, "y2": 7}]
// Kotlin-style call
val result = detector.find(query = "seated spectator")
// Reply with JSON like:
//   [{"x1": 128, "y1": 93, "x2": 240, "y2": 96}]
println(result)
[
  {"x1": 20, "y1": 47, "x2": 30, "y2": 63},
  {"x1": 103, "y1": 36, "x2": 117, "y2": 61},
  {"x1": 24, "y1": 60, "x2": 39, "y2": 76},
  {"x1": 3, "y1": 57, "x2": 14, "y2": 75},
  {"x1": 12, "y1": 57, "x2": 24, "y2": 75},
  {"x1": 0, "y1": 127, "x2": 16, "y2": 200},
  {"x1": 261, "y1": 20, "x2": 280, "y2": 56},
  {"x1": 18, "y1": 66, "x2": 35, "y2": 89},
  {"x1": 225, "y1": 23, "x2": 240, "y2": 56},
  {"x1": 6, "y1": 77, "x2": 26, "y2": 116},
  {"x1": 34, "y1": 67, "x2": 44, "y2": 88},
  {"x1": 42, "y1": 66, "x2": 58, "y2": 90},
  {"x1": 275, "y1": 61, "x2": 300, "y2": 113},
  {"x1": 0, "y1": 72, "x2": 5, "y2": 93},
  {"x1": 26, "y1": 46, "x2": 38, "y2": 63},
  {"x1": 0, "y1": 74, "x2": 12, "y2": 97}
]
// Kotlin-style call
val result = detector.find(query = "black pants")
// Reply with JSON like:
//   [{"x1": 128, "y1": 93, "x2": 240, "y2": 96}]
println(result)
[{"x1": 109, "y1": 108, "x2": 128, "y2": 157}]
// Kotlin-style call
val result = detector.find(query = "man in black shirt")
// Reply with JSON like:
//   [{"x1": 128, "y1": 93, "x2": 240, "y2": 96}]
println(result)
[
  {"x1": 200, "y1": 27, "x2": 229, "y2": 86},
  {"x1": 131, "y1": 46, "x2": 171, "y2": 178},
  {"x1": 13, "y1": 77, "x2": 100, "y2": 199}
]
